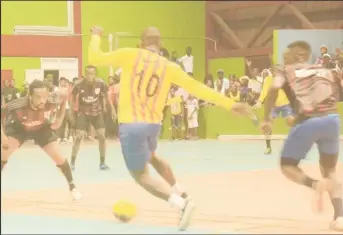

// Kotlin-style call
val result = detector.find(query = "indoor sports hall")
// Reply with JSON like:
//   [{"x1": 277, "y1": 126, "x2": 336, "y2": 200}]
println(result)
[{"x1": 1, "y1": 1, "x2": 343, "y2": 234}]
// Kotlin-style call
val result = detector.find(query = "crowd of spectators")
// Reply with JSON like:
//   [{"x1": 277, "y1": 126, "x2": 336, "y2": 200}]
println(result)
[{"x1": 1, "y1": 44, "x2": 342, "y2": 142}]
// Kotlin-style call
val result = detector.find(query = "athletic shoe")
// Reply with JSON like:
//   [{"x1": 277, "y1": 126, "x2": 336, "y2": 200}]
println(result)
[
  {"x1": 178, "y1": 197, "x2": 196, "y2": 231},
  {"x1": 330, "y1": 217, "x2": 343, "y2": 231},
  {"x1": 99, "y1": 164, "x2": 110, "y2": 170},
  {"x1": 264, "y1": 147, "x2": 272, "y2": 155},
  {"x1": 71, "y1": 188, "x2": 83, "y2": 200}
]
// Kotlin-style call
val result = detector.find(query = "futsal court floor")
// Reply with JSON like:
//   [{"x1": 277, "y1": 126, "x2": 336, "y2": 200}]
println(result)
[{"x1": 1, "y1": 140, "x2": 342, "y2": 234}]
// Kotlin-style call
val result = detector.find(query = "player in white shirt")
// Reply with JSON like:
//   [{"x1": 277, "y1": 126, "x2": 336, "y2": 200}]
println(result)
[
  {"x1": 186, "y1": 95, "x2": 199, "y2": 139},
  {"x1": 178, "y1": 47, "x2": 194, "y2": 75}
]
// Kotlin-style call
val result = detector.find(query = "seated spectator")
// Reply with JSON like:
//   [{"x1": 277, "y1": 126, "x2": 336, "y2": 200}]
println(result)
[
  {"x1": 322, "y1": 54, "x2": 336, "y2": 69},
  {"x1": 2, "y1": 79, "x2": 20, "y2": 104},
  {"x1": 214, "y1": 69, "x2": 230, "y2": 94}
]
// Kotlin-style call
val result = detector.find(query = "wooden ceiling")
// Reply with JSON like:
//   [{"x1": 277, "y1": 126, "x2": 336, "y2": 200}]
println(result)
[{"x1": 206, "y1": 1, "x2": 343, "y2": 58}]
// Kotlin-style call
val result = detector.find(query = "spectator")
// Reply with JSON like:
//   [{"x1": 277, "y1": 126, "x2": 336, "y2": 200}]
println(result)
[
  {"x1": 315, "y1": 45, "x2": 329, "y2": 65},
  {"x1": 335, "y1": 48, "x2": 343, "y2": 69},
  {"x1": 57, "y1": 77, "x2": 72, "y2": 143},
  {"x1": 167, "y1": 87, "x2": 184, "y2": 140},
  {"x1": 20, "y1": 82, "x2": 29, "y2": 97},
  {"x1": 214, "y1": 69, "x2": 229, "y2": 94},
  {"x1": 106, "y1": 75, "x2": 119, "y2": 139},
  {"x1": 239, "y1": 76, "x2": 250, "y2": 102},
  {"x1": 2, "y1": 79, "x2": 20, "y2": 104},
  {"x1": 186, "y1": 95, "x2": 199, "y2": 140},
  {"x1": 227, "y1": 84, "x2": 241, "y2": 102},
  {"x1": 322, "y1": 54, "x2": 336, "y2": 69},
  {"x1": 160, "y1": 47, "x2": 170, "y2": 59},
  {"x1": 204, "y1": 74, "x2": 214, "y2": 89},
  {"x1": 179, "y1": 46, "x2": 194, "y2": 76}
]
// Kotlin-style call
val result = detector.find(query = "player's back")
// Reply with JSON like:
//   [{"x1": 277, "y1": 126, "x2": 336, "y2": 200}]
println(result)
[
  {"x1": 118, "y1": 49, "x2": 174, "y2": 124},
  {"x1": 282, "y1": 63, "x2": 337, "y2": 115}
]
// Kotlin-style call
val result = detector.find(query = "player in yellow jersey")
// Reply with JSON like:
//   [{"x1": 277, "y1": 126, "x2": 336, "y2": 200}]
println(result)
[
  {"x1": 167, "y1": 88, "x2": 184, "y2": 140},
  {"x1": 254, "y1": 69, "x2": 295, "y2": 155},
  {"x1": 88, "y1": 26, "x2": 253, "y2": 230}
]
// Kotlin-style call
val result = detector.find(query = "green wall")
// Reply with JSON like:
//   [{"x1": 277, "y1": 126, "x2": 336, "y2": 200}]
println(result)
[
  {"x1": 1, "y1": 1, "x2": 68, "y2": 89},
  {"x1": 81, "y1": 1, "x2": 206, "y2": 81},
  {"x1": 1, "y1": 57, "x2": 41, "y2": 89},
  {"x1": 208, "y1": 57, "x2": 245, "y2": 80}
]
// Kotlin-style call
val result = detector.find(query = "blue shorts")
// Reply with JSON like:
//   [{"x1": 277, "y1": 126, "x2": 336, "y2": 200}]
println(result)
[
  {"x1": 271, "y1": 104, "x2": 293, "y2": 119},
  {"x1": 281, "y1": 114, "x2": 340, "y2": 161},
  {"x1": 119, "y1": 123, "x2": 161, "y2": 171}
]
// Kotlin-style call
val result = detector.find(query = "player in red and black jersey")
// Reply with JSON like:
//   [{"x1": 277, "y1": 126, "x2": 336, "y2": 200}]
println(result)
[
  {"x1": 1, "y1": 80, "x2": 82, "y2": 200},
  {"x1": 70, "y1": 65, "x2": 116, "y2": 170},
  {"x1": 261, "y1": 41, "x2": 342, "y2": 231}
]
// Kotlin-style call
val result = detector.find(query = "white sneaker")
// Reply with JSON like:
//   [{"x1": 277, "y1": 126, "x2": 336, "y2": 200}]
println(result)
[
  {"x1": 178, "y1": 197, "x2": 196, "y2": 231},
  {"x1": 330, "y1": 217, "x2": 343, "y2": 232},
  {"x1": 71, "y1": 188, "x2": 83, "y2": 201},
  {"x1": 68, "y1": 136, "x2": 73, "y2": 143}
]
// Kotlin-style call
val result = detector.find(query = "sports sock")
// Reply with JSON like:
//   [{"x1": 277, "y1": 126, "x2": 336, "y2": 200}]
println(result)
[
  {"x1": 172, "y1": 182, "x2": 182, "y2": 195},
  {"x1": 168, "y1": 193, "x2": 185, "y2": 210},
  {"x1": 266, "y1": 139, "x2": 271, "y2": 148},
  {"x1": 57, "y1": 160, "x2": 76, "y2": 191},
  {"x1": 71, "y1": 156, "x2": 76, "y2": 165},
  {"x1": 331, "y1": 198, "x2": 343, "y2": 219},
  {"x1": 100, "y1": 156, "x2": 105, "y2": 165}
]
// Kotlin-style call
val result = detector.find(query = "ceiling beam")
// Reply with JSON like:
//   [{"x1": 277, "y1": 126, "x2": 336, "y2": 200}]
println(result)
[
  {"x1": 285, "y1": 3, "x2": 316, "y2": 29},
  {"x1": 222, "y1": 8, "x2": 343, "y2": 30},
  {"x1": 208, "y1": 47, "x2": 272, "y2": 59},
  {"x1": 207, "y1": 1, "x2": 287, "y2": 12},
  {"x1": 210, "y1": 11, "x2": 245, "y2": 49},
  {"x1": 246, "y1": 4, "x2": 285, "y2": 48}
]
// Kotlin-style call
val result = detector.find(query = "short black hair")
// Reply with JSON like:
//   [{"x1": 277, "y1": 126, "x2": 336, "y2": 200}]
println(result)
[
  {"x1": 72, "y1": 77, "x2": 79, "y2": 82},
  {"x1": 287, "y1": 40, "x2": 312, "y2": 53},
  {"x1": 85, "y1": 65, "x2": 97, "y2": 72},
  {"x1": 29, "y1": 79, "x2": 49, "y2": 95},
  {"x1": 160, "y1": 47, "x2": 170, "y2": 58},
  {"x1": 59, "y1": 77, "x2": 68, "y2": 82}
]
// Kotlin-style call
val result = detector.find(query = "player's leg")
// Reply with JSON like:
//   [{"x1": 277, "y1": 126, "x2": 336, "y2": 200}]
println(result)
[
  {"x1": 281, "y1": 105, "x2": 295, "y2": 127},
  {"x1": 36, "y1": 127, "x2": 82, "y2": 200},
  {"x1": 171, "y1": 116, "x2": 176, "y2": 140},
  {"x1": 316, "y1": 114, "x2": 342, "y2": 231},
  {"x1": 265, "y1": 108, "x2": 278, "y2": 155},
  {"x1": 1, "y1": 131, "x2": 24, "y2": 171},
  {"x1": 91, "y1": 114, "x2": 109, "y2": 170},
  {"x1": 119, "y1": 123, "x2": 195, "y2": 230},
  {"x1": 175, "y1": 115, "x2": 182, "y2": 140},
  {"x1": 70, "y1": 113, "x2": 88, "y2": 169},
  {"x1": 280, "y1": 118, "x2": 318, "y2": 190},
  {"x1": 148, "y1": 125, "x2": 188, "y2": 197}
]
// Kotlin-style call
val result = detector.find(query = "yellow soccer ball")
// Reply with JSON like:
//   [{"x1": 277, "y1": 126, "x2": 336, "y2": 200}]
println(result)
[{"x1": 112, "y1": 200, "x2": 137, "y2": 223}]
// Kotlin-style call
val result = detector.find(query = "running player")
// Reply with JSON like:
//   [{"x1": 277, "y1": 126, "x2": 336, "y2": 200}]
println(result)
[
  {"x1": 88, "y1": 26, "x2": 253, "y2": 230},
  {"x1": 70, "y1": 66, "x2": 116, "y2": 170},
  {"x1": 1, "y1": 80, "x2": 82, "y2": 200},
  {"x1": 254, "y1": 69, "x2": 294, "y2": 154},
  {"x1": 261, "y1": 41, "x2": 342, "y2": 231}
]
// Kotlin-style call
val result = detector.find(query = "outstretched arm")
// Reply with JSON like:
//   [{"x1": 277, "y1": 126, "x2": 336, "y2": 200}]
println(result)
[{"x1": 171, "y1": 65, "x2": 235, "y2": 111}]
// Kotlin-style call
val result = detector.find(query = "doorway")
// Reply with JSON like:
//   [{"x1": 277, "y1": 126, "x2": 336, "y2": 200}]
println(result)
[{"x1": 44, "y1": 70, "x2": 59, "y2": 87}]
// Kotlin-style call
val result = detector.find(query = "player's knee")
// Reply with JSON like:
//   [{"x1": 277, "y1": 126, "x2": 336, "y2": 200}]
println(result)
[
  {"x1": 280, "y1": 157, "x2": 300, "y2": 175},
  {"x1": 97, "y1": 132, "x2": 106, "y2": 142},
  {"x1": 75, "y1": 131, "x2": 85, "y2": 141},
  {"x1": 129, "y1": 170, "x2": 146, "y2": 183}
]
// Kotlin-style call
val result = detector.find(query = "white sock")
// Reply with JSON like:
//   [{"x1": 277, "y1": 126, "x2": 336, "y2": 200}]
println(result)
[
  {"x1": 172, "y1": 182, "x2": 182, "y2": 195},
  {"x1": 168, "y1": 194, "x2": 185, "y2": 210}
]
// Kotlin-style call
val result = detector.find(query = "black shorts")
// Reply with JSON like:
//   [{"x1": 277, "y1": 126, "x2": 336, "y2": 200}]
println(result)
[
  {"x1": 171, "y1": 114, "x2": 182, "y2": 128},
  {"x1": 75, "y1": 113, "x2": 105, "y2": 131},
  {"x1": 6, "y1": 124, "x2": 58, "y2": 147}
]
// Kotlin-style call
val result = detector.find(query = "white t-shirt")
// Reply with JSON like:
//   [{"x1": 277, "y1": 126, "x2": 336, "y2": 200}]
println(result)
[
  {"x1": 178, "y1": 55, "x2": 194, "y2": 74},
  {"x1": 248, "y1": 76, "x2": 263, "y2": 93},
  {"x1": 186, "y1": 98, "x2": 198, "y2": 119},
  {"x1": 214, "y1": 78, "x2": 230, "y2": 94},
  {"x1": 175, "y1": 87, "x2": 189, "y2": 101}
]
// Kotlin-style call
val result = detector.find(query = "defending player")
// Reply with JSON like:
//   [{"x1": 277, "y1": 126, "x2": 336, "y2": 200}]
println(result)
[
  {"x1": 254, "y1": 69, "x2": 294, "y2": 154},
  {"x1": 261, "y1": 41, "x2": 342, "y2": 231},
  {"x1": 88, "y1": 26, "x2": 253, "y2": 230},
  {"x1": 70, "y1": 66, "x2": 116, "y2": 170},
  {"x1": 1, "y1": 80, "x2": 82, "y2": 200}
]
